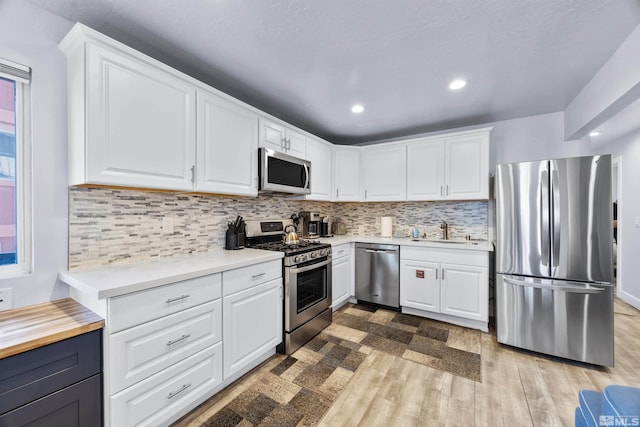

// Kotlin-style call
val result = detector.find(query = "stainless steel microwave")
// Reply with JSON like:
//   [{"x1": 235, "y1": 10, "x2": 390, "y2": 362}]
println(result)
[{"x1": 258, "y1": 148, "x2": 311, "y2": 194}]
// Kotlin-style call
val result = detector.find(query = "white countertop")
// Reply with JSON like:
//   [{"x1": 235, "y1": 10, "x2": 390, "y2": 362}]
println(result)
[
  {"x1": 318, "y1": 235, "x2": 494, "y2": 251},
  {"x1": 58, "y1": 249, "x2": 283, "y2": 300},
  {"x1": 59, "y1": 236, "x2": 491, "y2": 300}
]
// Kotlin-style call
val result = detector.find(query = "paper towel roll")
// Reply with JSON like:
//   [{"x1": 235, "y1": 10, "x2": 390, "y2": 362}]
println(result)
[{"x1": 380, "y1": 216, "x2": 393, "y2": 238}]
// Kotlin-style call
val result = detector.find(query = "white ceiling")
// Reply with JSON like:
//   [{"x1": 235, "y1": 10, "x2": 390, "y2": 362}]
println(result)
[{"x1": 29, "y1": 0, "x2": 640, "y2": 145}]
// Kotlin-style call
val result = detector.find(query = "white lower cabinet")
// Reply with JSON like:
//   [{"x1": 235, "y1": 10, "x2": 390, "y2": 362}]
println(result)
[
  {"x1": 93, "y1": 258, "x2": 283, "y2": 426},
  {"x1": 400, "y1": 246, "x2": 489, "y2": 331},
  {"x1": 332, "y1": 243, "x2": 353, "y2": 310},
  {"x1": 400, "y1": 259, "x2": 440, "y2": 312},
  {"x1": 439, "y1": 263, "x2": 488, "y2": 322},
  {"x1": 106, "y1": 275, "x2": 223, "y2": 426},
  {"x1": 110, "y1": 342, "x2": 223, "y2": 427},
  {"x1": 109, "y1": 300, "x2": 222, "y2": 394},
  {"x1": 222, "y1": 260, "x2": 283, "y2": 381}
]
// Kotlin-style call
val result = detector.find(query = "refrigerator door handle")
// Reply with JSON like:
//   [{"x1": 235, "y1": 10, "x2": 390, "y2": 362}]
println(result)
[
  {"x1": 503, "y1": 276, "x2": 608, "y2": 294},
  {"x1": 550, "y1": 168, "x2": 561, "y2": 270},
  {"x1": 540, "y1": 169, "x2": 550, "y2": 267}
]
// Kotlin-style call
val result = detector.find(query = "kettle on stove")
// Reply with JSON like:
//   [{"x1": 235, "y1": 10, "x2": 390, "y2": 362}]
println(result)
[{"x1": 283, "y1": 224, "x2": 300, "y2": 245}]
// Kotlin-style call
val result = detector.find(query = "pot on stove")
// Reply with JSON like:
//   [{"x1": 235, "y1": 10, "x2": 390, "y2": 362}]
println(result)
[{"x1": 283, "y1": 224, "x2": 300, "y2": 244}]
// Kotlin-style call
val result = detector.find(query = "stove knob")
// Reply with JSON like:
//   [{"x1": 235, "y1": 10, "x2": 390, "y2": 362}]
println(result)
[
  {"x1": 321, "y1": 249, "x2": 329, "y2": 257},
  {"x1": 294, "y1": 255, "x2": 301, "y2": 263},
  {"x1": 310, "y1": 252, "x2": 317, "y2": 259}
]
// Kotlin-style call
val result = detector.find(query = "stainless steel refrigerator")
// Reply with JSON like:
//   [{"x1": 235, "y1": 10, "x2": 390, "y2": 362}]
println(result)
[{"x1": 495, "y1": 155, "x2": 614, "y2": 366}]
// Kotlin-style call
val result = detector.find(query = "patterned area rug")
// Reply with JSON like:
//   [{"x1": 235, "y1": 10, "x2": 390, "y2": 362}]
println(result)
[{"x1": 195, "y1": 304, "x2": 481, "y2": 426}]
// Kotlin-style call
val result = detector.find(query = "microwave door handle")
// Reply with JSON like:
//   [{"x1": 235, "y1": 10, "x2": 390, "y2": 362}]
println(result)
[{"x1": 303, "y1": 163, "x2": 310, "y2": 190}]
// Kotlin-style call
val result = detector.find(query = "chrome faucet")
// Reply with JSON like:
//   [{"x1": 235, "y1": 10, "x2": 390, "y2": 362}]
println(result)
[{"x1": 440, "y1": 221, "x2": 448, "y2": 240}]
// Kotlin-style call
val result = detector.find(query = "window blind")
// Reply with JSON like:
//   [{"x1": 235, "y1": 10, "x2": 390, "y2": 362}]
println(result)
[{"x1": 0, "y1": 57, "x2": 31, "y2": 84}]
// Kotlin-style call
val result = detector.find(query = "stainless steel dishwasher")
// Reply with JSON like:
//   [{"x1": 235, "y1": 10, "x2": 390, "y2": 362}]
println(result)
[{"x1": 355, "y1": 243, "x2": 400, "y2": 308}]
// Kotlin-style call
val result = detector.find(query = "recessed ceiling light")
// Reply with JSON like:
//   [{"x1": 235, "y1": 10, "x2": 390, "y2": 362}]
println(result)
[
  {"x1": 589, "y1": 131, "x2": 603, "y2": 137},
  {"x1": 351, "y1": 104, "x2": 364, "y2": 114},
  {"x1": 449, "y1": 79, "x2": 467, "y2": 90}
]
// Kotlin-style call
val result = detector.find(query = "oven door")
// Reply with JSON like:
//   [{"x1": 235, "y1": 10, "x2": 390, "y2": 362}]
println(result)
[{"x1": 284, "y1": 257, "x2": 332, "y2": 332}]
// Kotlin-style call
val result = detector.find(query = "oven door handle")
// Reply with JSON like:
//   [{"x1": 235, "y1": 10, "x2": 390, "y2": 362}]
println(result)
[{"x1": 289, "y1": 258, "x2": 331, "y2": 274}]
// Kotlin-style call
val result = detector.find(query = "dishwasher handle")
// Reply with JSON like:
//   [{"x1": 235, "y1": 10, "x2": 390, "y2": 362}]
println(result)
[{"x1": 364, "y1": 249, "x2": 397, "y2": 254}]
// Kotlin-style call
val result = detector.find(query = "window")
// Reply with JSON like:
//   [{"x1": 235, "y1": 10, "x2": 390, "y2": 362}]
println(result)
[{"x1": 0, "y1": 58, "x2": 31, "y2": 276}]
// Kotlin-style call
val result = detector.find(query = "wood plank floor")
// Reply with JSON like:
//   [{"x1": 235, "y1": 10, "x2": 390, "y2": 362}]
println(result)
[{"x1": 174, "y1": 298, "x2": 640, "y2": 427}]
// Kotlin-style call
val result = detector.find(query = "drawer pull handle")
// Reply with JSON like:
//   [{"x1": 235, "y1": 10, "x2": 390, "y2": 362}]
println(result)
[
  {"x1": 166, "y1": 334, "x2": 191, "y2": 346},
  {"x1": 168, "y1": 383, "x2": 191, "y2": 399},
  {"x1": 165, "y1": 294, "x2": 190, "y2": 304},
  {"x1": 251, "y1": 272, "x2": 266, "y2": 279}
]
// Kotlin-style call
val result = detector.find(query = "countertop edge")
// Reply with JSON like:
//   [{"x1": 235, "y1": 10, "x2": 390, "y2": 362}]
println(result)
[
  {"x1": 319, "y1": 235, "x2": 495, "y2": 251},
  {"x1": 0, "y1": 320, "x2": 104, "y2": 360},
  {"x1": 0, "y1": 298, "x2": 105, "y2": 360},
  {"x1": 59, "y1": 249, "x2": 284, "y2": 299}
]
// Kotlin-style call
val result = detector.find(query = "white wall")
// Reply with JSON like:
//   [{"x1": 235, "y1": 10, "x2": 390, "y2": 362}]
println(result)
[
  {"x1": 0, "y1": 0, "x2": 73, "y2": 308},
  {"x1": 565, "y1": 24, "x2": 640, "y2": 140},
  {"x1": 604, "y1": 129, "x2": 640, "y2": 309},
  {"x1": 489, "y1": 112, "x2": 592, "y2": 169}
]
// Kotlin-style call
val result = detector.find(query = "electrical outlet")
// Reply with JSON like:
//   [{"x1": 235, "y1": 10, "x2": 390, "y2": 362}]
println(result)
[
  {"x1": 0, "y1": 288, "x2": 13, "y2": 311},
  {"x1": 162, "y1": 216, "x2": 174, "y2": 234}
]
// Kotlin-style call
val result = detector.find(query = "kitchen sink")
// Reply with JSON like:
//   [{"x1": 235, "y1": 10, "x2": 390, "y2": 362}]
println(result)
[{"x1": 410, "y1": 238, "x2": 480, "y2": 246}]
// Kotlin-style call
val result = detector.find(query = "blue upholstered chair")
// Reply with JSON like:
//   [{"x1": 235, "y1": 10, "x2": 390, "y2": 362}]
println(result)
[{"x1": 575, "y1": 385, "x2": 640, "y2": 427}]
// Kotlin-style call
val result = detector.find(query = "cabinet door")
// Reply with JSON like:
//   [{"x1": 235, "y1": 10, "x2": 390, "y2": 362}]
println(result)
[
  {"x1": 259, "y1": 117, "x2": 286, "y2": 152},
  {"x1": 445, "y1": 134, "x2": 489, "y2": 200},
  {"x1": 285, "y1": 128, "x2": 307, "y2": 158},
  {"x1": 333, "y1": 148, "x2": 360, "y2": 201},
  {"x1": 332, "y1": 251, "x2": 352, "y2": 310},
  {"x1": 400, "y1": 259, "x2": 441, "y2": 312},
  {"x1": 197, "y1": 91, "x2": 259, "y2": 196},
  {"x1": 223, "y1": 279, "x2": 282, "y2": 379},
  {"x1": 360, "y1": 145, "x2": 407, "y2": 201},
  {"x1": 440, "y1": 263, "x2": 488, "y2": 321},
  {"x1": 407, "y1": 140, "x2": 445, "y2": 200},
  {"x1": 86, "y1": 43, "x2": 196, "y2": 190},
  {"x1": 305, "y1": 138, "x2": 332, "y2": 200},
  {"x1": 0, "y1": 375, "x2": 101, "y2": 427}
]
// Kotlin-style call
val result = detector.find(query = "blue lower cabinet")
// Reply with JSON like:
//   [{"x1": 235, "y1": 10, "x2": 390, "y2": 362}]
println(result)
[
  {"x1": 0, "y1": 330, "x2": 103, "y2": 426},
  {"x1": 0, "y1": 374, "x2": 102, "y2": 426}
]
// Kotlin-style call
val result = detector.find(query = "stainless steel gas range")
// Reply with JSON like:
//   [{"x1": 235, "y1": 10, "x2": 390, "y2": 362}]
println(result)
[{"x1": 245, "y1": 219, "x2": 332, "y2": 354}]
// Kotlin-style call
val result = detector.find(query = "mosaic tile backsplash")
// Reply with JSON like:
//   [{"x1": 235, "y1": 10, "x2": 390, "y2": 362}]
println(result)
[{"x1": 68, "y1": 187, "x2": 488, "y2": 269}]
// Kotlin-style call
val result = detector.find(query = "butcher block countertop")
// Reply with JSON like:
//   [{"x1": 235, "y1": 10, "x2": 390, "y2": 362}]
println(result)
[{"x1": 0, "y1": 298, "x2": 104, "y2": 359}]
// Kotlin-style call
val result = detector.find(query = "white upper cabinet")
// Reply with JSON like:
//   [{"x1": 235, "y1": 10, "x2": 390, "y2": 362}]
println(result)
[
  {"x1": 259, "y1": 117, "x2": 306, "y2": 158},
  {"x1": 197, "y1": 90, "x2": 259, "y2": 196},
  {"x1": 333, "y1": 147, "x2": 360, "y2": 201},
  {"x1": 445, "y1": 133, "x2": 490, "y2": 200},
  {"x1": 305, "y1": 137, "x2": 333, "y2": 201},
  {"x1": 407, "y1": 140, "x2": 445, "y2": 200},
  {"x1": 360, "y1": 144, "x2": 407, "y2": 201},
  {"x1": 61, "y1": 25, "x2": 197, "y2": 191},
  {"x1": 60, "y1": 25, "x2": 491, "y2": 199},
  {"x1": 406, "y1": 128, "x2": 491, "y2": 201}
]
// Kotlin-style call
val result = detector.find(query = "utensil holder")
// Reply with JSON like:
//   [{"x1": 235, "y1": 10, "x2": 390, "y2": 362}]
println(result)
[{"x1": 225, "y1": 232, "x2": 245, "y2": 250}]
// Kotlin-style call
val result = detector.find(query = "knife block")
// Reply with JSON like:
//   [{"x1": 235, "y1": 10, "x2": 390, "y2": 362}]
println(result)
[{"x1": 225, "y1": 231, "x2": 245, "y2": 250}]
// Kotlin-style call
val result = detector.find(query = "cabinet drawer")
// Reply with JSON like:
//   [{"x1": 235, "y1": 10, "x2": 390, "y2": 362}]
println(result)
[
  {"x1": 111, "y1": 342, "x2": 223, "y2": 427},
  {"x1": 401, "y1": 246, "x2": 488, "y2": 267},
  {"x1": 333, "y1": 243, "x2": 351, "y2": 260},
  {"x1": 0, "y1": 374, "x2": 101, "y2": 427},
  {"x1": 0, "y1": 330, "x2": 102, "y2": 415},
  {"x1": 109, "y1": 299, "x2": 221, "y2": 394},
  {"x1": 223, "y1": 260, "x2": 281, "y2": 296},
  {"x1": 109, "y1": 273, "x2": 221, "y2": 333}
]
